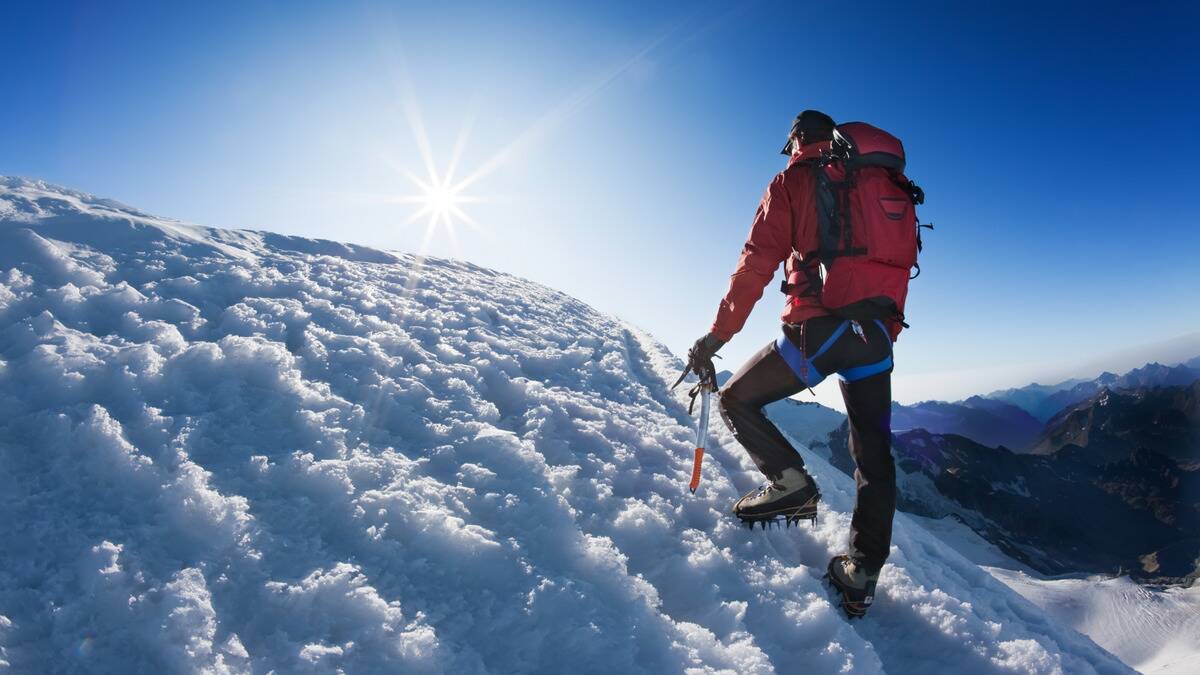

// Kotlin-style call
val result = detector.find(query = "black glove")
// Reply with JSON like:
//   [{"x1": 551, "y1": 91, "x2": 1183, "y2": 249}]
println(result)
[{"x1": 684, "y1": 332, "x2": 725, "y2": 388}]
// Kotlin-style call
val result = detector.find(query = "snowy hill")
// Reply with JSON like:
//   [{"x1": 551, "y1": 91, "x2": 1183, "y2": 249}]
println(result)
[{"x1": 0, "y1": 177, "x2": 1131, "y2": 673}]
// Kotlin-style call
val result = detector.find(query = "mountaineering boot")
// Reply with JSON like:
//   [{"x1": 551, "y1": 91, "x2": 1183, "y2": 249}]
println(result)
[
  {"x1": 825, "y1": 555, "x2": 879, "y2": 618},
  {"x1": 732, "y1": 467, "x2": 820, "y2": 528}
]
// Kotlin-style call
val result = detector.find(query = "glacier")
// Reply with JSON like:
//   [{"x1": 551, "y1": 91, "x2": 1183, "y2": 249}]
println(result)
[{"x1": 0, "y1": 177, "x2": 1132, "y2": 673}]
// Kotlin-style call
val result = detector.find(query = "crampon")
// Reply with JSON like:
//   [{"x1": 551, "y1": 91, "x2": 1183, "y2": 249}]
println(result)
[
  {"x1": 732, "y1": 470, "x2": 820, "y2": 530},
  {"x1": 737, "y1": 510, "x2": 818, "y2": 530},
  {"x1": 733, "y1": 494, "x2": 820, "y2": 530}
]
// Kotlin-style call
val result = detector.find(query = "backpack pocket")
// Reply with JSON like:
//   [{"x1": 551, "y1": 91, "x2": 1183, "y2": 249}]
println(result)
[{"x1": 851, "y1": 170, "x2": 918, "y2": 270}]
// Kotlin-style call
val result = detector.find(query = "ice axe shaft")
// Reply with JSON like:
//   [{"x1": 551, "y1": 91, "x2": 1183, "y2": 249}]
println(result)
[{"x1": 689, "y1": 384, "x2": 713, "y2": 494}]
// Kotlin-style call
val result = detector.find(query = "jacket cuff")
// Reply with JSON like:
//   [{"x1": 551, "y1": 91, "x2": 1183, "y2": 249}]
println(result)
[{"x1": 710, "y1": 325, "x2": 735, "y2": 344}]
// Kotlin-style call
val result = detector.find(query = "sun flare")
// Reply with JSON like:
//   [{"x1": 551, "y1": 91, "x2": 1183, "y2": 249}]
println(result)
[
  {"x1": 402, "y1": 173, "x2": 473, "y2": 230},
  {"x1": 389, "y1": 100, "x2": 486, "y2": 256},
  {"x1": 425, "y1": 183, "x2": 458, "y2": 220}
]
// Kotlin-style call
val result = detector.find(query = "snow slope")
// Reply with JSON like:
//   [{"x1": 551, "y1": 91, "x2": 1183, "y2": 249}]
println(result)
[
  {"x1": 904, "y1": 512, "x2": 1200, "y2": 675},
  {"x1": 0, "y1": 177, "x2": 1132, "y2": 673},
  {"x1": 988, "y1": 571, "x2": 1200, "y2": 675},
  {"x1": 763, "y1": 399, "x2": 845, "y2": 460}
]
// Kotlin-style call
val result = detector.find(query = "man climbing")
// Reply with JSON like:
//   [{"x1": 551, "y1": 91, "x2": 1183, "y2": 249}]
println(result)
[{"x1": 683, "y1": 110, "x2": 924, "y2": 618}]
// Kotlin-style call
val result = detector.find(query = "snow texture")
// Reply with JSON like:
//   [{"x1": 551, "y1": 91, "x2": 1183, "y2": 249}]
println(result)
[{"x1": 0, "y1": 177, "x2": 1132, "y2": 673}]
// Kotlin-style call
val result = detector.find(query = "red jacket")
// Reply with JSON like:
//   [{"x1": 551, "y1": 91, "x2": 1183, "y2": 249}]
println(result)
[{"x1": 710, "y1": 141, "x2": 832, "y2": 342}]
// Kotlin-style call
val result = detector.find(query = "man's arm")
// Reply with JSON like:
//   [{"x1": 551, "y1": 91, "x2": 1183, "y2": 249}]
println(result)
[{"x1": 710, "y1": 173, "x2": 795, "y2": 342}]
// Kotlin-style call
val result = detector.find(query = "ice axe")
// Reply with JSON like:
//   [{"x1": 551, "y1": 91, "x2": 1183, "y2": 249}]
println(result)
[
  {"x1": 687, "y1": 382, "x2": 715, "y2": 494},
  {"x1": 672, "y1": 359, "x2": 718, "y2": 494}
]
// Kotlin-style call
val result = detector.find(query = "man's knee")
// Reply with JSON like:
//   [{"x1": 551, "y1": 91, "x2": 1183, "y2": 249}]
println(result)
[
  {"x1": 718, "y1": 384, "x2": 736, "y2": 417},
  {"x1": 718, "y1": 384, "x2": 754, "y2": 433},
  {"x1": 718, "y1": 384, "x2": 737, "y2": 408},
  {"x1": 719, "y1": 381, "x2": 757, "y2": 415}
]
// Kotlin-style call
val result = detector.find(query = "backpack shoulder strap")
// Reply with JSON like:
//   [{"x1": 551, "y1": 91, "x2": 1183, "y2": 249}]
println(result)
[{"x1": 812, "y1": 160, "x2": 866, "y2": 261}]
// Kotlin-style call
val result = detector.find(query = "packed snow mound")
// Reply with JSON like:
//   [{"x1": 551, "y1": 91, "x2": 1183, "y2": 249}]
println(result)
[{"x1": 0, "y1": 177, "x2": 1131, "y2": 673}]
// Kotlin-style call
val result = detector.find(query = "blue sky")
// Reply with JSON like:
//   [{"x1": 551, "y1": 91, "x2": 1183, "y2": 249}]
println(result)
[{"x1": 4, "y1": 1, "x2": 1199, "y2": 407}]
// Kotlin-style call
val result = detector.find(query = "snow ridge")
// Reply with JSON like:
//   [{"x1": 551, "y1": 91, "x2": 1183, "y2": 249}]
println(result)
[{"x1": 0, "y1": 177, "x2": 1130, "y2": 673}]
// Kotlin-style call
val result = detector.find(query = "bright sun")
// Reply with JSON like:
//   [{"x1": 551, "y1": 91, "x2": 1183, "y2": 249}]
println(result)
[
  {"x1": 401, "y1": 170, "x2": 476, "y2": 224},
  {"x1": 394, "y1": 163, "x2": 481, "y2": 253},
  {"x1": 389, "y1": 97, "x2": 487, "y2": 255},
  {"x1": 426, "y1": 184, "x2": 453, "y2": 213}
]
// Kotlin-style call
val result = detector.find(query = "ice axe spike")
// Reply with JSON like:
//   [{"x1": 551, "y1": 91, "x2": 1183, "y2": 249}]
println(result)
[{"x1": 671, "y1": 364, "x2": 692, "y2": 390}]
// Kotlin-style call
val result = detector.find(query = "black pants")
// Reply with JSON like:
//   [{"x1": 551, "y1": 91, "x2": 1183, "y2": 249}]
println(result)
[{"x1": 719, "y1": 316, "x2": 895, "y2": 573}]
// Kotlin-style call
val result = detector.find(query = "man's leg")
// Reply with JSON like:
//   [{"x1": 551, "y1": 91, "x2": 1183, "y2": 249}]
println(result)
[
  {"x1": 839, "y1": 370, "x2": 895, "y2": 573},
  {"x1": 719, "y1": 341, "x2": 807, "y2": 479}
]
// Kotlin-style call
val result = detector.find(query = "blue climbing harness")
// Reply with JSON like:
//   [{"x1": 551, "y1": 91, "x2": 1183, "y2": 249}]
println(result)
[{"x1": 774, "y1": 319, "x2": 893, "y2": 387}]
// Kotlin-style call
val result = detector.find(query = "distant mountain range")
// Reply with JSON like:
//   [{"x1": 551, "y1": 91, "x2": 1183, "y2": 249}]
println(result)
[
  {"x1": 787, "y1": 357, "x2": 1200, "y2": 584},
  {"x1": 891, "y1": 357, "x2": 1200, "y2": 452},
  {"x1": 891, "y1": 396, "x2": 1043, "y2": 451},
  {"x1": 985, "y1": 357, "x2": 1200, "y2": 422},
  {"x1": 821, "y1": 381, "x2": 1200, "y2": 582},
  {"x1": 1033, "y1": 380, "x2": 1200, "y2": 463}
]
